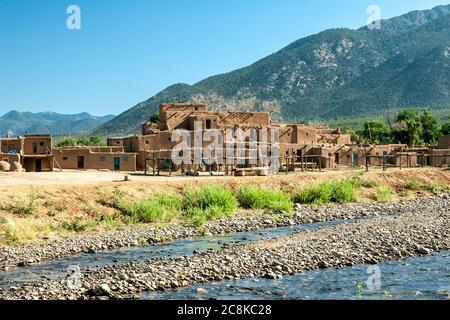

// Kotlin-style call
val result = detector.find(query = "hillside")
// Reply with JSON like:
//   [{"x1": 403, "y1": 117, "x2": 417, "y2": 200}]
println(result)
[
  {"x1": 95, "y1": 4, "x2": 450, "y2": 136},
  {"x1": 0, "y1": 111, "x2": 115, "y2": 137}
]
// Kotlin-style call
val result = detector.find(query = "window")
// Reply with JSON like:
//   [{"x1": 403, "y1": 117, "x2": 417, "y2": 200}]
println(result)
[
  {"x1": 115, "y1": 141, "x2": 120, "y2": 145},
  {"x1": 39, "y1": 142, "x2": 44, "y2": 146},
  {"x1": 100, "y1": 156, "x2": 106, "y2": 161},
  {"x1": 124, "y1": 156, "x2": 129, "y2": 162},
  {"x1": 3, "y1": 158, "x2": 8, "y2": 162},
  {"x1": 63, "y1": 157, "x2": 68, "y2": 161},
  {"x1": 145, "y1": 140, "x2": 149, "y2": 144},
  {"x1": 206, "y1": 119, "x2": 212, "y2": 129}
]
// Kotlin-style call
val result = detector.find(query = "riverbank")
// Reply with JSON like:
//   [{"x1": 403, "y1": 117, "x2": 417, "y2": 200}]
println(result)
[
  {"x1": 2, "y1": 194, "x2": 441, "y2": 271},
  {"x1": 1, "y1": 194, "x2": 448, "y2": 300},
  {"x1": 1, "y1": 168, "x2": 448, "y2": 246}
]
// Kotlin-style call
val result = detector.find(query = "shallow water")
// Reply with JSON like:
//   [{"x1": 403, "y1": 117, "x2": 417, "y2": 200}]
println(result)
[
  {"x1": 142, "y1": 251, "x2": 450, "y2": 300},
  {"x1": 0, "y1": 219, "x2": 346, "y2": 290}
]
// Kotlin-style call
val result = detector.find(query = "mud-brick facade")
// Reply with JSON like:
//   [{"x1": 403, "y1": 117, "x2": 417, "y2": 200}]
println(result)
[
  {"x1": 110, "y1": 103, "x2": 353, "y2": 171},
  {"x1": 53, "y1": 146, "x2": 137, "y2": 171},
  {"x1": 0, "y1": 134, "x2": 53, "y2": 172}
]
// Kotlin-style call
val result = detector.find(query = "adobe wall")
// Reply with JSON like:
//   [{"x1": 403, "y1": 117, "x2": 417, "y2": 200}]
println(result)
[
  {"x1": 53, "y1": 148, "x2": 136, "y2": 171},
  {"x1": 438, "y1": 135, "x2": 450, "y2": 149},
  {"x1": 23, "y1": 135, "x2": 52, "y2": 155},
  {"x1": 0, "y1": 138, "x2": 23, "y2": 154}
]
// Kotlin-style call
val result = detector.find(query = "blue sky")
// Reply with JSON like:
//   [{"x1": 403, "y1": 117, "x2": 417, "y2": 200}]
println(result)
[{"x1": 0, "y1": 0, "x2": 449, "y2": 116}]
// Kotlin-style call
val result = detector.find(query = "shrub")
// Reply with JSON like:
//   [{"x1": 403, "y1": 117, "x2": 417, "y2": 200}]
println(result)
[
  {"x1": 236, "y1": 186, "x2": 293, "y2": 214},
  {"x1": 404, "y1": 179, "x2": 420, "y2": 190},
  {"x1": 294, "y1": 180, "x2": 357, "y2": 205},
  {"x1": 124, "y1": 194, "x2": 182, "y2": 224},
  {"x1": 422, "y1": 183, "x2": 449, "y2": 194},
  {"x1": 374, "y1": 186, "x2": 393, "y2": 202},
  {"x1": 182, "y1": 186, "x2": 237, "y2": 223}
]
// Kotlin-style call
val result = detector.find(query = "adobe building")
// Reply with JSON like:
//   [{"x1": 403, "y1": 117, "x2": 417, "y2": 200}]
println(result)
[
  {"x1": 53, "y1": 146, "x2": 137, "y2": 171},
  {"x1": 108, "y1": 103, "x2": 353, "y2": 171},
  {"x1": 0, "y1": 134, "x2": 53, "y2": 172}
]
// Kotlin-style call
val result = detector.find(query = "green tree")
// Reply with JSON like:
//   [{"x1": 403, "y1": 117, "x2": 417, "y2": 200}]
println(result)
[
  {"x1": 420, "y1": 111, "x2": 440, "y2": 144},
  {"x1": 392, "y1": 109, "x2": 424, "y2": 146},
  {"x1": 149, "y1": 113, "x2": 160, "y2": 124},
  {"x1": 441, "y1": 122, "x2": 450, "y2": 135},
  {"x1": 55, "y1": 137, "x2": 77, "y2": 147},
  {"x1": 361, "y1": 119, "x2": 392, "y2": 144}
]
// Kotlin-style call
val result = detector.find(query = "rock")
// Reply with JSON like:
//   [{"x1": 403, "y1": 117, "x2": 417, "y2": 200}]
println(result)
[
  {"x1": 85, "y1": 284, "x2": 111, "y2": 297},
  {"x1": 415, "y1": 246, "x2": 431, "y2": 255},
  {"x1": 196, "y1": 288, "x2": 208, "y2": 294}
]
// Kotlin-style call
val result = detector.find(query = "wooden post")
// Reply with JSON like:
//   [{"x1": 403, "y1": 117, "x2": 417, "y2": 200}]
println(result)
[
  {"x1": 318, "y1": 155, "x2": 322, "y2": 172},
  {"x1": 365, "y1": 153, "x2": 369, "y2": 172},
  {"x1": 383, "y1": 155, "x2": 386, "y2": 171},
  {"x1": 399, "y1": 154, "x2": 402, "y2": 170}
]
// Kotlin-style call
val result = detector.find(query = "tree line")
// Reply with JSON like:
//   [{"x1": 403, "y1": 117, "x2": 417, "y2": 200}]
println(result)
[{"x1": 342, "y1": 109, "x2": 450, "y2": 146}]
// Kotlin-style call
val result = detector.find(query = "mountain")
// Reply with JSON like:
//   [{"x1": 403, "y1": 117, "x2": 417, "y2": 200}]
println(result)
[
  {"x1": 0, "y1": 111, "x2": 115, "y2": 137},
  {"x1": 95, "y1": 4, "x2": 450, "y2": 136}
]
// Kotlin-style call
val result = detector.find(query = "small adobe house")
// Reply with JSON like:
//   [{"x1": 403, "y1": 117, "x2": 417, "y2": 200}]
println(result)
[
  {"x1": 0, "y1": 134, "x2": 53, "y2": 172},
  {"x1": 52, "y1": 146, "x2": 137, "y2": 171}
]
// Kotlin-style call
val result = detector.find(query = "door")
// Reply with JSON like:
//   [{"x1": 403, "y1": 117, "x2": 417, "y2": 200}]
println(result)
[
  {"x1": 35, "y1": 159, "x2": 42, "y2": 172},
  {"x1": 114, "y1": 157, "x2": 120, "y2": 171},
  {"x1": 352, "y1": 153, "x2": 359, "y2": 166},
  {"x1": 32, "y1": 143, "x2": 37, "y2": 154},
  {"x1": 77, "y1": 156, "x2": 84, "y2": 169}
]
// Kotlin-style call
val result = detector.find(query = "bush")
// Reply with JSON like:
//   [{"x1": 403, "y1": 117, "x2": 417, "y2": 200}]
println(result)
[
  {"x1": 294, "y1": 180, "x2": 357, "y2": 205},
  {"x1": 236, "y1": 186, "x2": 293, "y2": 214},
  {"x1": 124, "y1": 194, "x2": 182, "y2": 224},
  {"x1": 182, "y1": 186, "x2": 238, "y2": 224},
  {"x1": 404, "y1": 179, "x2": 420, "y2": 190},
  {"x1": 374, "y1": 186, "x2": 393, "y2": 202},
  {"x1": 422, "y1": 183, "x2": 449, "y2": 195}
]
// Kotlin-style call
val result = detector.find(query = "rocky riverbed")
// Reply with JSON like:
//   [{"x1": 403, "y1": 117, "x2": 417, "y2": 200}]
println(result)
[
  {"x1": 1, "y1": 195, "x2": 447, "y2": 271},
  {"x1": 1, "y1": 194, "x2": 449, "y2": 300}
]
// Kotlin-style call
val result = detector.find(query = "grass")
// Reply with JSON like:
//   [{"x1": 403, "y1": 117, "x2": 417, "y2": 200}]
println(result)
[
  {"x1": 236, "y1": 186, "x2": 293, "y2": 214},
  {"x1": 293, "y1": 179, "x2": 357, "y2": 205},
  {"x1": 7, "y1": 195, "x2": 38, "y2": 216},
  {"x1": 123, "y1": 194, "x2": 182, "y2": 224},
  {"x1": 422, "y1": 183, "x2": 449, "y2": 195},
  {"x1": 60, "y1": 219, "x2": 97, "y2": 232},
  {"x1": 404, "y1": 179, "x2": 420, "y2": 190},
  {"x1": 182, "y1": 186, "x2": 238, "y2": 226},
  {"x1": 0, "y1": 217, "x2": 54, "y2": 245},
  {"x1": 373, "y1": 186, "x2": 394, "y2": 202}
]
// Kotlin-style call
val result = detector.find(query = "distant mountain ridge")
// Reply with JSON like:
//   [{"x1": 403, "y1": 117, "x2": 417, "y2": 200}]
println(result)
[
  {"x1": 93, "y1": 4, "x2": 450, "y2": 136},
  {"x1": 0, "y1": 110, "x2": 115, "y2": 136}
]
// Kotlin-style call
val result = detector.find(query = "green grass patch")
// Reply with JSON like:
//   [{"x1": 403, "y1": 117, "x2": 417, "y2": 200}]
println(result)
[
  {"x1": 236, "y1": 186, "x2": 293, "y2": 214},
  {"x1": 293, "y1": 179, "x2": 357, "y2": 205},
  {"x1": 404, "y1": 179, "x2": 420, "y2": 190},
  {"x1": 374, "y1": 186, "x2": 393, "y2": 202},
  {"x1": 182, "y1": 186, "x2": 238, "y2": 226},
  {"x1": 123, "y1": 194, "x2": 182, "y2": 224},
  {"x1": 422, "y1": 183, "x2": 449, "y2": 195}
]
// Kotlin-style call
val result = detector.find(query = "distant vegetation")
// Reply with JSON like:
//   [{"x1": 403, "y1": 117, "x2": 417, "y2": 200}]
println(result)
[
  {"x1": 55, "y1": 135, "x2": 106, "y2": 147},
  {"x1": 341, "y1": 109, "x2": 449, "y2": 146}
]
